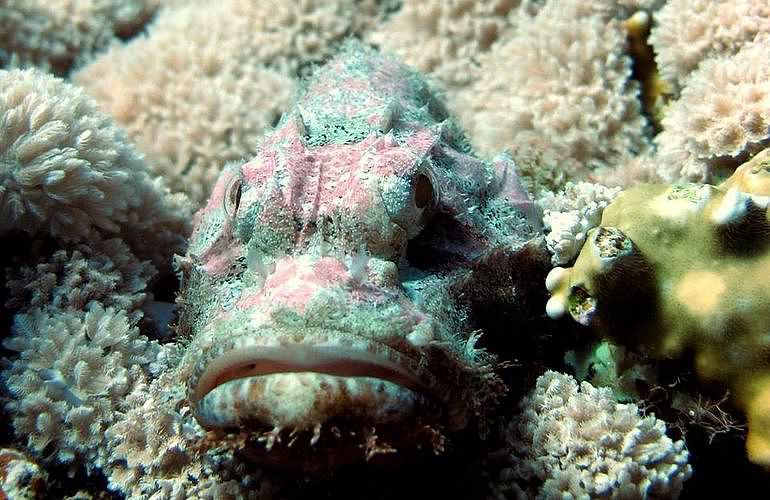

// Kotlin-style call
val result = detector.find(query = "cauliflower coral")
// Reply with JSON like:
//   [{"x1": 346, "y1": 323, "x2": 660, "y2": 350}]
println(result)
[
  {"x1": 499, "y1": 371, "x2": 692, "y2": 499},
  {"x1": 538, "y1": 182, "x2": 621, "y2": 265}
]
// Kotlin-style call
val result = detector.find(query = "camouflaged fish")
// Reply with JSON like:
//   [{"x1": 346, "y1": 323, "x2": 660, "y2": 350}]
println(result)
[{"x1": 174, "y1": 41, "x2": 543, "y2": 468}]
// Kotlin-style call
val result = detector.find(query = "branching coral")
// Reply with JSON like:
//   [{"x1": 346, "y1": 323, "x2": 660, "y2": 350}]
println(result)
[
  {"x1": 0, "y1": 448, "x2": 48, "y2": 499},
  {"x1": 102, "y1": 365, "x2": 279, "y2": 499},
  {"x1": 649, "y1": 0, "x2": 770, "y2": 91},
  {"x1": 0, "y1": 0, "x2": 160, "y2": 73},
  {"x1": 75, "y1": 0, "x2": 391, "y2": 205},
  {"x1": 537, "y1": 182, "x2": 621, "y2": 265},
  {"x1": 654, "y1": 35, "x2": 770, "y2": 182},
  {"x1": 545, "y1": 150, "x2": 770, "y2": 465},
  {"x1": 453, "y1": 0, "x2": 651, "y2": 187},
  {"x1": 5, "y1": 238, "x2": 156, "y2": 321},
  {"x1": 1, "y1": 305, "x2": 160, "y2": 475},
  {"x1": 0, "y1": 67, "x2": 191, "y2": 268},
  {"x1": 498, "y1": 371, "x2": 691, "y2": 499}
]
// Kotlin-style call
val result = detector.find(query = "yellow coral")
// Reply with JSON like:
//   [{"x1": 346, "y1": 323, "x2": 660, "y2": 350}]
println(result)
[
  {"x1": 722, "y1": 148, "x2": 770, "y2": 196},
  {"x1": 545, "y1": 150, "x2": 770, "y2": 465}
]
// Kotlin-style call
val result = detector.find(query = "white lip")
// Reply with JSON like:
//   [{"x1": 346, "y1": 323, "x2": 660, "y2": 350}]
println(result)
[{"x1": 189, "y1": 343, "x2": 430, "y2": 407}]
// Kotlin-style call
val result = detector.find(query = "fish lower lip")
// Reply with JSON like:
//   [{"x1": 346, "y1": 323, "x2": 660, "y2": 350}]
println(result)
[
  {"x1": 191, "y1": 344, "x2": 428, "y2": 401},
  {"x1": 188, "y1": 341, "x2": 437, "y2": 429},
  {"x1": 194, "y1": 373, "x2": 426, "y2": 430}
]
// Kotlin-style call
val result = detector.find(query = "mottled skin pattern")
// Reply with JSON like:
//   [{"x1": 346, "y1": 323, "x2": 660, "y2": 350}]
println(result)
[{"x1": 174, "y1": 42, "x2": 543, "y2": 469}]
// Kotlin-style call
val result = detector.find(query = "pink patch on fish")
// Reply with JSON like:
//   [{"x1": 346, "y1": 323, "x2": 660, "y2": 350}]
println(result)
[{"x1": 251, "y1": 256, "x2": 351, "y2": 312}]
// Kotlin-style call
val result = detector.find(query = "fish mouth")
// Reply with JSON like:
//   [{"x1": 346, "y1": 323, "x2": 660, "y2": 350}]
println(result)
[{"x1": 188, "y1": 337, "x2": 441, "y2": 431}]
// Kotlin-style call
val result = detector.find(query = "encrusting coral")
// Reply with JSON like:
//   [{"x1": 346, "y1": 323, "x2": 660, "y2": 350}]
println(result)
[
  {"x1": 654, "y1": 35, "x2": 770, "y2": 183},
  {"x1": 545, "y1": 149, "x2": 770, "y2": 466},
  {"x1": 0, "y1": 0, "x2": 160, "y2": 74},
  {"x1": 0, "y1": 67, "x2": 191, "y2": 269},
  {"x1": 495, "y1": 371, "x2": 691, "y2": 499},
  {"x1": 75, "y1": 0, "x2": 393, "y2": 205}
]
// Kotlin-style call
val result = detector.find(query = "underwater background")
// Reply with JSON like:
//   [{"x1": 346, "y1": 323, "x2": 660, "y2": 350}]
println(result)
[{"x1": 1, "y1": 0, "x2": 770, "y2": 498}]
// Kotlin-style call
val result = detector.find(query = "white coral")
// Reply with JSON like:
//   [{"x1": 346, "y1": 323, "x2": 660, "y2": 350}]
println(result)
[
  {"x1": 0, "y1": 67, "x2": 191, "y2": 268},
  {"x1": 102, "y1": 359, "x2": 277, "y2": 499},
  {"x1": 5, "y1": 238, "x2": 156, "y2": 320},
  {"x1": 655, "y1": 35, "x2": 770, "y2": 182},
  {"x1": 538, "y1": 182, "x2": 621, "y2": 265},
  {"x1": 503, "y1": 371, "x2": 692, "y2": 499},
  {"x1": 650, "y1": 0, "x2": 770, "y2": 90},
  {"x1": 104, "y1": 367, "x2": 200, "y2": 496},
  {"x1": 453, "y1": 0, "x2": 650, "y2": 184},
  {"x1": 1, "y1": 305, "x2": 160, "y2": 475},
  {"x1": 369, "y1": 0, "x2": 520, "y2": 91},
  {"x1": 0, "y1": 0, "x2": 159, "y2": 73}
]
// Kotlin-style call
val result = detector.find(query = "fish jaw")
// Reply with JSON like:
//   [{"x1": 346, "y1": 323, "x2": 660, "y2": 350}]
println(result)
[{"x1": 188, "y1": 337, "x2": 441, "y2": 431}]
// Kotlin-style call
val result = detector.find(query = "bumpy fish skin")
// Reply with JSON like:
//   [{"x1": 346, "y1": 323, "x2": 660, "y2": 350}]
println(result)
[{"x1": 175, "y1": 41, "x2": 543, "y2": 465}]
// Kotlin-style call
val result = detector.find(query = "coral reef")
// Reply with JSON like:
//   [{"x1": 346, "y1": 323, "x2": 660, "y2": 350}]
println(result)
[
  {"x1": 0, "y1": 38, "x2": 198, "y2": 496},
  {"x1": 0, "y1": 448, "x2": 48, "y2": 499},
  {"x1": 0, "y1": 0, "x2": 159, "y2": 73},
  {"x1": 538, "y1": 182, "x2": 621, "y2": 265},
  {"x1": 368, "y1": 0, "x2": 520, "y2": 91},
  {"x1": 1, "y1": 305, "x2": 160, "y2": 474},
  {"x1": 545, "y1": 150, "x2": 770, "y2": 465},
  {"x1": 654, "y1": 35, "x2": 770, "y2": 183},
  {"x1": 15, "y1": 0, "x2": 770, "y2": 495},
  {"x1": 452, "y1": 0, "x2": 651, "y2": 187},
  {"x1": 649, "y1": 0, "x2": 770, "y2": 91},
  {"x1": 494, "y1": 371, "x2": 691, "y2": 499},
  {"x1": 75, "y1": 0, "x2": 393, "y2": 205},
  {"x1": 0, "y1": 67, "x2": 191, "y2": 269}
]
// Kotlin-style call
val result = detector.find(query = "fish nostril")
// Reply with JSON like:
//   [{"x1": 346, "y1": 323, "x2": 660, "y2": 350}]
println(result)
[{"x1": 414, "y1": 174, "x2": 433, "y2": 209}]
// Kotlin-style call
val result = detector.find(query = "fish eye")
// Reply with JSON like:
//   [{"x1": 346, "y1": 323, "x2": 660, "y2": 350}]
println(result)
[
  {"x1": 224, "y1": 178, "x2": 243, "y2": 218},
  {"x1": 414, "y1": 173, "x2": 434, "y2": 209}
]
